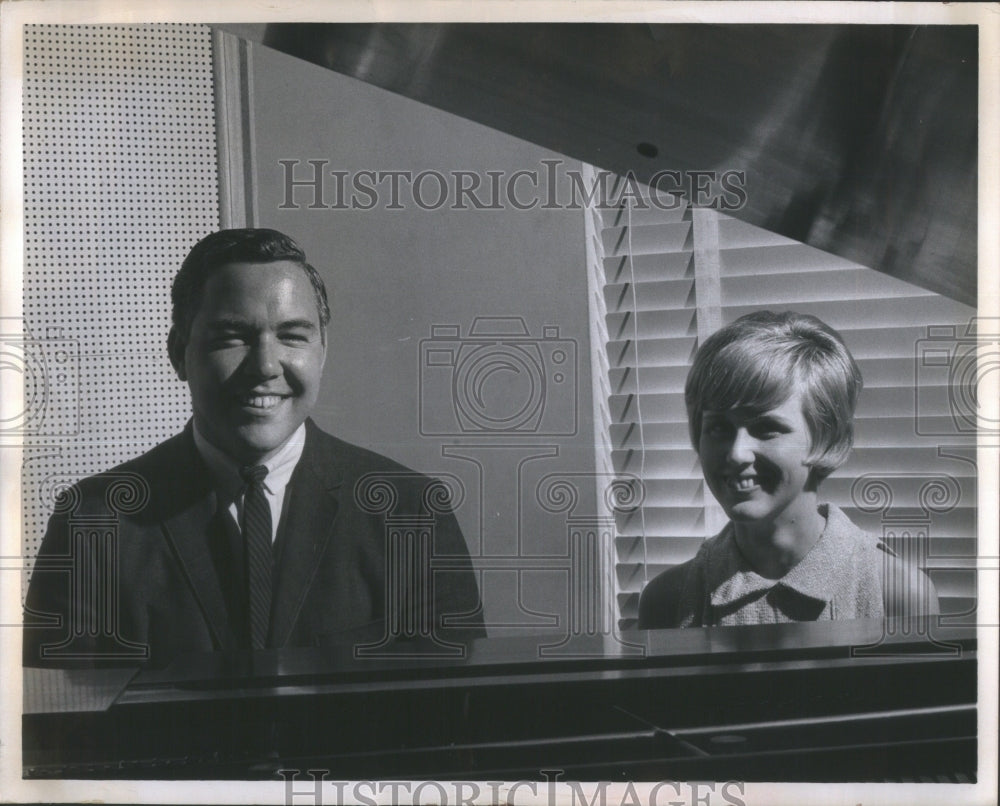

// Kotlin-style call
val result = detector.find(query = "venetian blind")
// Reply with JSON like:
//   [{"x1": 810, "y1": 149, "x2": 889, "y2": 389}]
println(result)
[{"x1": 582, "y1": 166, "x2": 979, "y2": 629}]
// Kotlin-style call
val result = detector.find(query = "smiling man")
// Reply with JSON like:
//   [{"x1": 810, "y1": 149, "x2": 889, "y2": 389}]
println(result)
[
  {"x1": 171, "y1": 257, "x2": 328, "y2": 465},
  {"x1": 24, "y1": 229, "x2": 485, "y2": 665}
]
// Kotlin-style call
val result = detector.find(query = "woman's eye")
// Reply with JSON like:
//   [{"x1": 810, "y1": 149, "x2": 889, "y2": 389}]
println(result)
[
  {"x1": 749, "y1": 422, "x2": 783, "y2": 439},
  {"x1": 704, "y1": 422, "x2": 729, "y2": 438}
]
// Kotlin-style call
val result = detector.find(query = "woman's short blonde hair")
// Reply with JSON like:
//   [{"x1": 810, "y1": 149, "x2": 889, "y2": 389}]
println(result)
[{"x1": 685, "y1": 310, "x2": 863, "y2": 481}]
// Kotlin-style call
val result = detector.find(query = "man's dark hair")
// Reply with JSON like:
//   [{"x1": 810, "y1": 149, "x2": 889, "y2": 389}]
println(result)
[{"x1": 171, "y1": 228, "x2": 331, "y2": 341}]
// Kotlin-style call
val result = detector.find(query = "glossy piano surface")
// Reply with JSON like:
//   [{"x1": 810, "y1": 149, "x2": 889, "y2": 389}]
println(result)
[{"x1": 23, "y1": 619, "x2": 977, "y2": 780}]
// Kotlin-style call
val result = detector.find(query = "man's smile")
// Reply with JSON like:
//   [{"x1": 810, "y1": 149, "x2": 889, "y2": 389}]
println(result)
[{"x1": 236, "y1": 392, "x2": 291, "y2": 411}]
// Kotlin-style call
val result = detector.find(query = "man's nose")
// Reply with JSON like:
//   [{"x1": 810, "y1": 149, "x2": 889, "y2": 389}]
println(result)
[
  {"x1": 247, "y1": 337, "x2": 281, "y2": 378},
  {"x1": 726, "y1": 427, "x2": 757, "y2": 464}
]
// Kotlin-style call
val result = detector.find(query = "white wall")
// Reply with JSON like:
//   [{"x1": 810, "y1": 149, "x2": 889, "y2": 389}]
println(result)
[{"x1": 250, "y1": 45, "x2": 599, "y2": 633}]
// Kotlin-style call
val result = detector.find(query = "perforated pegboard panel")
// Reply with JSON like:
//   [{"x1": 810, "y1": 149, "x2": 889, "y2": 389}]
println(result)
[{"x1": 20, "y1": 25, "x2": 219, "y2": 586}]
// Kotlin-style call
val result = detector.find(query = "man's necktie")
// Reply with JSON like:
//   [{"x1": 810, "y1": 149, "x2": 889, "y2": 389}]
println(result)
[{"x1": 240, "y1": 464, "x2": 272, "y2": 649}]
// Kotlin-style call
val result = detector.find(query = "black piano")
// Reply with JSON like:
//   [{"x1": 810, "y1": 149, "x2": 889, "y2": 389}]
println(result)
[{"x1": 23, "y1": 619, "x2": 976, "y2": 781}]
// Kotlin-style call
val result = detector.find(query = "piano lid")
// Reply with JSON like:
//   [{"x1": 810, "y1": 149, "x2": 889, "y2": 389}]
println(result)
[{"x1": 216, "y1": 23, "x2": 978, "y2": 306}]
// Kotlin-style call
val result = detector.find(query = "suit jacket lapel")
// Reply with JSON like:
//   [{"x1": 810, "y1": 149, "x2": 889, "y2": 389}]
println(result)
[
  {"x1": 158, "y1": 426, "x2": 238, "y2": 651},
  {"x1": 269, "y1": 421, "x2": 342, "y2": 647}
]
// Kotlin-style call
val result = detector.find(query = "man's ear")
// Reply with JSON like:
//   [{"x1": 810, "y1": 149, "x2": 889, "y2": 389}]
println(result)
[{"x1": 167, "y1": 327, "x2": 187, "y2": 381}]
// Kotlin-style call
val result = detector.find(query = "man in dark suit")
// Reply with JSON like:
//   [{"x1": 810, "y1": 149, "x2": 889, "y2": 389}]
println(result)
[{"x1": 23, "y1": 229, "x2": 484, "y2": 667}]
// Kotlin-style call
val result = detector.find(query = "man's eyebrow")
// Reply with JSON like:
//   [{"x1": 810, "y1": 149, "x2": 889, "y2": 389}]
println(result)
[
  {"x1": 203, "y1": 317, "x2": 318, "y2": 330},
  {"x1": 205, "y1": 317, "x2": 250, "y2": 331},
  {"x1": 278, "y1": 319, "x2": 318, "y2": 330}
]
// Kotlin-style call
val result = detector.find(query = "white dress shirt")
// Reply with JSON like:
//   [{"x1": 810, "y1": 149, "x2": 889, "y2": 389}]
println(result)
[{"x1": 192, "y1": 422, "x2": 307, "y2": 543}]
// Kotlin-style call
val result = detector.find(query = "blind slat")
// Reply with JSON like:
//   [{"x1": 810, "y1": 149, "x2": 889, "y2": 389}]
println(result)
[
  {"x1": 601, "y1": 221, "x2": 692, "y2": 256},
  {"x1": 608, "y1": 365, "x2": 689, "y2": 395},
  {"x1": 602, "y1": 251, "x2": 693, "y2": 281},
  {"x1": 614, "y1": 506, "x2": 706, "y2": 536},
  {"x1": 605, "y1": 337, "x2": 697, "y2": 368},
  {"x1": 609, "y1": 421, "x2": 690, "y2": 449},
  {"x1": 614, "y1": 532, "x2": 717, "y2": 562},
  {"x1": 604, "y1": 279, "x2": 696, "y2": 311}
]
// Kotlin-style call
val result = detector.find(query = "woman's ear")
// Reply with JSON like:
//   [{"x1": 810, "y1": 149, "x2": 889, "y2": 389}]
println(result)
[{"x1": 804, "y1": 461, "x2": 823, "y2": 493}]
